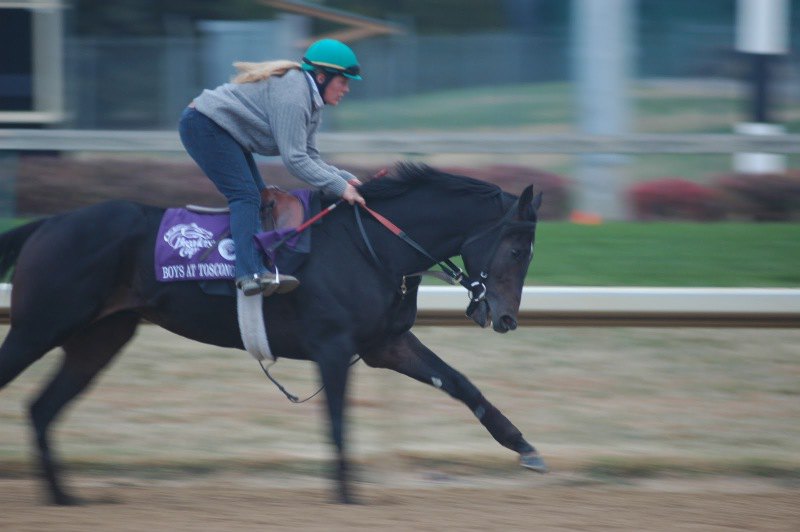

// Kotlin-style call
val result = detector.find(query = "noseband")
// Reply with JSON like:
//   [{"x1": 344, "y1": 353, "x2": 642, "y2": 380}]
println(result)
[
  {"x1": 459, "y1": 201, "x2": 536, "y2": 317},
  {"x1": 354, "y1": 196, "x2": 536, "y2": 317}
]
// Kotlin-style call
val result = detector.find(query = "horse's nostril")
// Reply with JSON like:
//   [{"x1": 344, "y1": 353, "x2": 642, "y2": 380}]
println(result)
[{"x1": 501, "y1": 315, "x2": 517, "y2": 330}]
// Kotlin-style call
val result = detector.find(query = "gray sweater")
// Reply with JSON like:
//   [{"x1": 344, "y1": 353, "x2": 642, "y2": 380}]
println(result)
[{"x1": 193, "y1": 69, "x2": 353, "y2": 197}]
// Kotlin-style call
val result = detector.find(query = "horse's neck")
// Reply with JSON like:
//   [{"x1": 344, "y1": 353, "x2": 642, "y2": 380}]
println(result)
[{"x1": 372, "y1": 192, "x2": 502, "y2": 275}]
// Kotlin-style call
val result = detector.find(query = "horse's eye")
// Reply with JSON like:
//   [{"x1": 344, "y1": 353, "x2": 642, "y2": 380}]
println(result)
[{"x1": 511, "y1": 248, "x2": 524, "y2": 260}]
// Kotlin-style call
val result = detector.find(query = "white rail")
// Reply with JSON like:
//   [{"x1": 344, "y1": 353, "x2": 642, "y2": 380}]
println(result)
[
  {"x1": 415, "y1": 286, "x2": 800, "y2": 327},
  {"x1": 1, "y1": 284, "x2": 798, "y2": 327}
]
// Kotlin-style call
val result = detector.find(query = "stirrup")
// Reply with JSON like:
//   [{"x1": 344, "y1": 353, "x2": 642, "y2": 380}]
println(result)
[
  {"x1": 275, "y1": 274, "x2": 300, "y2": 294},
  {"x1": 236, "y1": 274, "x2": 277, "y2": 297},
  {"x1": 236, "y1": 278, "x2": 263, "y2": 297},
  {"x1": 267, "y1": 268, "x2": 300, "y2": 295}
]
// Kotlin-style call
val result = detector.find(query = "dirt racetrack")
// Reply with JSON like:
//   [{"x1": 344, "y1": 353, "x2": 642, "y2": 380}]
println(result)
[
  {"x1": 1, "y1": 473, "x2": 798, "y2": 531},
  {"x1": 1, "y1": 325, "x2": 799, "y2": 530}
]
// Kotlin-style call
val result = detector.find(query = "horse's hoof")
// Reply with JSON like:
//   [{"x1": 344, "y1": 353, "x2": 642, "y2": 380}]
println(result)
[
  {"x1": 520, "y1": 451, "x2": 549, "y2": 473},
  {"x1": 333, "y1": 487, "x2": 361, "y2": 505},
  {"x1": 336, "y1": 492, "x2": 361, "y2": 505},
  {"x1": 333, "y1": 495, "x2": 360, "y2": 505},
  {"x1": 49, "y1": 492, "x2": 83, "y2": 506}
]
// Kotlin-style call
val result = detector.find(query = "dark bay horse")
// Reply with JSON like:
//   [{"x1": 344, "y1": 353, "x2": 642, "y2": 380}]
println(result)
[{"x1": 0, "y1": 163, "x2": 546, "y2": 504}]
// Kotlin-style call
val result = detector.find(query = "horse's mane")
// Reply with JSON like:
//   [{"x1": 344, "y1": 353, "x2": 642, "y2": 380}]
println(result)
[{"x1": 358, "y1": 163, "x2": 502, "y2": 201}]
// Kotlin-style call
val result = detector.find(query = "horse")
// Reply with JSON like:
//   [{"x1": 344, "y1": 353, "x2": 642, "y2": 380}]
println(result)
[{"x1": 0, "y1": 163, "x2": 546, "y2": 505}]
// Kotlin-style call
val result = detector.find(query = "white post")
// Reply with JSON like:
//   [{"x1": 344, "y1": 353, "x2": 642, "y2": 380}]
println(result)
[
  {"x1": 32, "y1": 3, "x2": 65, "y2": 123},
  {"x1": 572, "y1": 0, "x2": 635, "y2": 222},
  {"x1": 734, "y1": 0, "x2": 789, "y2": 174}
]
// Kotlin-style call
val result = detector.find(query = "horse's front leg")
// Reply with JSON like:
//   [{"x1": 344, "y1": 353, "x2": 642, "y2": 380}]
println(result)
[
  {"x1": 362, "y1": 330, "x2": 548, "y2": 473},
  {"x1": 314, "y1": 338, "x2": 358, "y2": 504}
]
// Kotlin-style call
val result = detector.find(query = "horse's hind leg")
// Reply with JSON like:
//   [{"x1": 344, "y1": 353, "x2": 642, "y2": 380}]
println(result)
[
  {"x1": 0, "y1": 328, "x2": 56, "y2": 390},
  {"x1": 29, "y1": 311, "x2": 139, "y2": 505},
  {"x1": 362, "y1": 330, "x2": 548, "y2": 473}
]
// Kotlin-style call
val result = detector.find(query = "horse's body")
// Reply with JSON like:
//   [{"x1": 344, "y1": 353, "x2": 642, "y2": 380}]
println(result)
[{"x1": 0, "y1": 164, "x2": 546, "y2": 504}]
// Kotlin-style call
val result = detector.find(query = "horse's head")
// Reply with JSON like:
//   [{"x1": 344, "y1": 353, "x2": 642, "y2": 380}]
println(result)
[{"x1": 460, "y1": 185, "x2": 542, "y2": 333}]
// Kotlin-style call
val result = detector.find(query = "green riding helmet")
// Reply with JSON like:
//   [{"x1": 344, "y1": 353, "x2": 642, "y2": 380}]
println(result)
[{"x1": 301, "y1": 39, "x2": 362, "y2": 80}]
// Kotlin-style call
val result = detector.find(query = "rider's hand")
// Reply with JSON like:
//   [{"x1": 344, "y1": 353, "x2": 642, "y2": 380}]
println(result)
[
  {"x1": 347, "y1": 178, "x2": 363, "y2": 187},
  {"x1": 342, "y1": 183, "x2": 366, "y2": 207}
]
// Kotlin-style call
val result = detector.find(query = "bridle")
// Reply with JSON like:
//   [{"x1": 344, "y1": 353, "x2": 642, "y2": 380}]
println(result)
[
  {"x1": 459, "y1": 207, "x2": 537, "y2": 316},
  {"x1": 354, "y1": 195, "x2": 536, "y2": 317}
]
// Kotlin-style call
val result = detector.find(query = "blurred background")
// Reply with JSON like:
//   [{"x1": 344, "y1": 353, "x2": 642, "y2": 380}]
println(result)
[
  {"x1": 1, "y1": 4, "x2": 799, "y2": 526},
  {"x1": 0, "y1": 0, "x2": 800, "y2": 219},
  {"x1": 1, "y1": 0, "x2": 799, "y2": 226}
]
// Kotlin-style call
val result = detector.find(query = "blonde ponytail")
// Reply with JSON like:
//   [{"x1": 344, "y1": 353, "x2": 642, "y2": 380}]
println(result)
[{"x1": 231, "y1": 60, "x2": 301, "y2": 84}]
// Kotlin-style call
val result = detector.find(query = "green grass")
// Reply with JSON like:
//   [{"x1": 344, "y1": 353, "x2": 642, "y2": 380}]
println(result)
[
  {"x1": 334, "y1": 81, "x2": 799, "y2": 134},
  {"x1": 426, "y1": 222, "x2": 799, "y2": 287},
  {"x1": 333, "y1": 83, "x2": 575, "y2": 130},
  {"x1": 528, "y1": 222, "x2": 800, "y2": 286}
]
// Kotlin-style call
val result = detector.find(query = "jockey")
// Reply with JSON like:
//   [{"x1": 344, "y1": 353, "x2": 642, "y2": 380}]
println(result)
[{"x1": 179, "y1": 39, "x2": 366, "y2": 297}]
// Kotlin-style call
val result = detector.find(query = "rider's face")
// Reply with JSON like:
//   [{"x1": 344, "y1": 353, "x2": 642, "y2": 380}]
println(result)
[{"x1": 320, "y1": 74, "x2": 350, "y2": 106}]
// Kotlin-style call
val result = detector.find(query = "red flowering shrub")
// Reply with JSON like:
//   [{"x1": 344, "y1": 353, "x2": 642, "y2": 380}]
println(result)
[
  {"x1": 16, "y1": 157, "x2": 350, "y2": 215},
  {"x1": 711, "y1": 172, "x2": 800, "y2": 221},
  {"x1": 16, "y1": 157, "x2": 571, "y2": 219},
  {"x1": 628, "y1": 178, "x2": 723, "y2": 221}
]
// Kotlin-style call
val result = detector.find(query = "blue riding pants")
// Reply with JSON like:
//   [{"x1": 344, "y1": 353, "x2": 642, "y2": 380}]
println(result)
[{"x1": 178, "y1": 106, "x2": 267, "y2": 280}]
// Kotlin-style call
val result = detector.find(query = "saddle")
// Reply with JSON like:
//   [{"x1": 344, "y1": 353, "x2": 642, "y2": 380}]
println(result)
[
  {"x1": 186, "y1": 186, "x2": 305, "y2": 233},
  {"x1": 159, "y1": 187, "x2": 316, "y2": 297}
]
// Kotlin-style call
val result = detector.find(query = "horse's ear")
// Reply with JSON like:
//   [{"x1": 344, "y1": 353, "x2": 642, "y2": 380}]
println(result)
[
  {"x1": 517, "y1": 187, "x2": 542, "y2": 221},
  {"x1": 517, "y1": 185, "x2": 535, "y2": 219}
]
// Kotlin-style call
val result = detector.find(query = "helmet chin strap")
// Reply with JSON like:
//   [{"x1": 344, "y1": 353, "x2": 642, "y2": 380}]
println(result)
[{"x1": 312, "y1": 71, "x2": 335, "y2": 103}]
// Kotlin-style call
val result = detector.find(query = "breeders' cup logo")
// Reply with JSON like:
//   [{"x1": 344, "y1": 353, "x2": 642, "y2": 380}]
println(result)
[
  {"x1": 164, "y1": 223, "x2": 215, "y2": 259},
  {"x1": 218, "y1": 238, "x2": 236, "y2": 261}
]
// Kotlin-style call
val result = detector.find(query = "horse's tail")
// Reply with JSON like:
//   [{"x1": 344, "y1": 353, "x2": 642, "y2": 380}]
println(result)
[{"x1": 0, "y1": 218, "x2": 48, "y2": 279}]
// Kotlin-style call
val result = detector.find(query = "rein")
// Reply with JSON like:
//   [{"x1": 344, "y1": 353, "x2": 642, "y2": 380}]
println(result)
[
  {"x1": 355, "y1": 205, "x2": 468, "y2": 288},
  {"x1": 354, "y1": 198, "x2": 533, "y2": 315},
  {"x1": 260, "y1": 356, "x2": 361, "y2": 403}
]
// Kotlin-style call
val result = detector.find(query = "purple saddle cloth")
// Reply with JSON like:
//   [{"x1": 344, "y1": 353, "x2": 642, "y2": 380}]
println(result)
[{"x1": 155, "y1": 190, "x2": 316, "y2": 283}]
